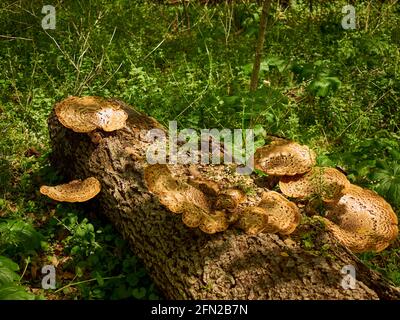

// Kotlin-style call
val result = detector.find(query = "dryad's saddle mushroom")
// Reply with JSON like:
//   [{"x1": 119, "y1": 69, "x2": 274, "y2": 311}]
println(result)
[
  {"x1": 254, "y1": 140, "x2": 316, "y2": 176},
  {"x1": 55, "y1": 96, "x2": 128, "y2": 133},
  {"x1": 239, "y1": 191, "x2": 301, "y2": 236},
  {"x1": 316, "y1": 184, "x2": 398, "y2": 253},
  {"x1": 40, "y1": 177, "x2": 101, "y2": 202},
  {"x1": 279, "y1": 167, "x2": 350, "y2": 201},
  {"x1": 144, "y1": 164, "x2": 229, "y2": 234}
]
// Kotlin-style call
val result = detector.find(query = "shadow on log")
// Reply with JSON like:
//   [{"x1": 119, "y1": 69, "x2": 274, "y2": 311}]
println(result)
[{"x1": 47, "y1": 97, "x2": 400, "y2": 300}]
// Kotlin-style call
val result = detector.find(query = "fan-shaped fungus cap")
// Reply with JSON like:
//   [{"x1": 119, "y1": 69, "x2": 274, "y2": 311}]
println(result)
[
  {"x1": 279, "y1": 167, "x2": 350, "y2": 201},
  {"x1": 55, "y1": 96, "x2": 128, "y2": 133},
  {"x1": 199, "y1": 211, "x2": 229, "y2": 234},
  {"x1": 144, "y1": 164, "x2": 211, "y2": 215},
  {"x1": 238, "y1": 206, "x2": 269, "y2": 235},
  {"x1": 321, "y1": 184, "x2": 398, "y2": 252},
  {"x1": 144, "y1": 164, "x2": 230, "y2": 233},
  {"x1": 258, "y1": 191, "x2": 301, "y2": 235},
  {"x1": 254, "y1": 141, "x2": 316, "y2": 176},
  {"x1": 238, "y1": 191, "x2": 301, "y2": 235},
  {"x1": 40, "y1": 177, "x2": 101, "y2": 202},
  {"x1": 214, "y1": 188, "x2": 246, "y2": 210},
  {"x1": 182, "y1": 209, "x2": 204, "y2": 228}
]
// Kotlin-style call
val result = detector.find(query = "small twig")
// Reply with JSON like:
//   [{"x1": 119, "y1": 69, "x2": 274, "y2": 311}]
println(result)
[
  {"x1": 54, "y1": 275, "x2": 125, "y2": 293},
  {"x1": 19, "y1": 257, "x2": 31, "y2": 281},
  {"x1": 0, "y1": 35, "x2": 32, "y2": 41}
]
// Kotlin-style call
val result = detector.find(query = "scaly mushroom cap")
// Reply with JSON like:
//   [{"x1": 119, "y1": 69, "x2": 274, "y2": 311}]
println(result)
[
  {"x1": 254, "y1": 141, "x2": 316, "y2": 176},
  {"x1": 238, "y1": 191, "x2": 301, "y2": 235},
  {"x1": 40, "y1": 177, "x2": 101, "y2": 202},
  {"x1": 182, "y1": 208, "x2": 204, "y2": 228},
  {"x1": 314, "y1": 216, "x2": 375, "y2": 252},
  {"x1": 238, "y1": 206, "x2": 269, "y2": 235},
  {"x1": 55, "y1": 96, "x2": 128, "y2": 133},
  {"x1": 214, "y1": 188, "x2": 246, "y2": 210},
  {"x1": 144, "y1": 164, "x2": 211, "y2": 214},
  {"x1": 258, "y1": 191, "x2": 302, "y2": 235},
  {"x1": 187, "y1": 178, "x2": 220, "y2": 197},
  {"x1": 200, "y1": 211, "x2": 229, "y2": 234},
  {"x1": 279, "y1": 167, "x2": 350, "y2": 201},
  {"x1": 322, "y1": 184, "x2": 398, "y2": 252},
  {"x1": 144, "y1": 164, "x2": 229, "y2": 234}
]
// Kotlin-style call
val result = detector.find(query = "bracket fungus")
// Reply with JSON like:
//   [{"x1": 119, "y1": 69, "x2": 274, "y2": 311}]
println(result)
[
  {"x1": 40, "y1": 177, "x2": 101, "y2": 202},
  {"x1": 239, "y1": 191, "x2": 301, "y2": 235},
  {"x1": 55, "y1": 96, "x2": 128, "y2": 133},
  {"x1": 317, "y1": 184, "x2": 399, "y2": 253},
  {"x1": 254, "y1": 141, "x2": 316, "y2": 176},
  {"x1": 144, "y1": 164, "x2": 229, "y2": 234},
  {"x1": 214, "y1": 188, "x2": 246, "y2": 210},
  {"x1": 144, "y1": 164, "x2": 210, "y2": 214},
  {"x1": 279, "y1": 167, "x2": 350, "y2": 201},
  {"x1": 199, "y1": 211, "x2": 230, "y2": 234},
  {"x1": 238, "y1": 206, "x2": 270, "y2": 235}
]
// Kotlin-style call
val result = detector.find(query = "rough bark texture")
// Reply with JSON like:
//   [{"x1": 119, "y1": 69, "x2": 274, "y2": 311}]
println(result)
[{"x1": 47, "y1": 99, "x2": 400, "y2": 300}]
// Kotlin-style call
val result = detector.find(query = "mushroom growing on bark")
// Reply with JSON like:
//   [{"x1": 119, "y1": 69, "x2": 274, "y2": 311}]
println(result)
[
  {"x1": 279, "y1": 167, "x2": 350, "y2": 201},
  {"x1": 55, "y1": 96, "x2": 128, "y2": 133},
  {"x1": 214, "y1": 188, "x2": 246, "y2": 210},
  {"x1": 238, "y1": 206, "x2": 269, "y2": 235},
  {"x1": 144, "y1": 164, "x2": 229, "y2": 234},
  {"x1": 254, "y1": 140, "x2": 316, "y2": 176},
  {"x1": 40, "y1": 177, "x2": 101, "y2": 202},
  {"x1": 316, "y1": 184, "x2": 399, "y2": 253},
  {"x1": 239, "y1": 191, "x2": 301, "y2": 235}
]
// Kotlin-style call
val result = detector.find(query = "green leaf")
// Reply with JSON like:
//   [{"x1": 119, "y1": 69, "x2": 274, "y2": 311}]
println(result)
[
  {"x1": 0, "y1": 284, "x2": 35, "y2": 300},
  {"x1": 0, "y1": 220, "x2": 42, "y2": 253},
  {"x1": 94, "y1": 272, "x2": 104, "y2": 286},
  {"x1": 0, "y1": 256, "x2": 20, "y2": 285},
  {"x1": 132, "y1": 287, "x2": 146, "y2": 299}
]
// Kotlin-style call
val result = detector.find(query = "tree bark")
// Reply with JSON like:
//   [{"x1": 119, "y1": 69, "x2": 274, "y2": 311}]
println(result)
[{"x1": 47, "y1": 98, "x2": 400, "y2": 300}]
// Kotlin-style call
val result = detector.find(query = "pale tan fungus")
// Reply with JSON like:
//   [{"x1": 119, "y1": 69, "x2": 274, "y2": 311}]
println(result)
[
  {"x1": 40, "y1": 177, "x2": 101, "y2": 202},
  {"x1": 254, "y1": 141, "x2": 316, "y2": 176},
  {"x1": 144, "y1": 164, "x2": 229, "y2": 234},
  {"x1": 258, "y1": 191, "x2": 301, "y2": 235},
  {"x1": 55, "y1": 96, "x2": 128, "y2": 133},
  {"x1": 214, "y1": 188, "x2": 246, "y2": 210},
  {"x1": 319, "y1": 184, "x2": 398, "y2": 253},
  {"x1": 279, "y1": 167, "x2": 350, "y2": 201}
]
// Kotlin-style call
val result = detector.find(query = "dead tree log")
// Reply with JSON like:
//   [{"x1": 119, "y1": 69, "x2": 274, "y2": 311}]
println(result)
[{"x1": 47, "y1": 98, "x2": 400, "y2": 300}]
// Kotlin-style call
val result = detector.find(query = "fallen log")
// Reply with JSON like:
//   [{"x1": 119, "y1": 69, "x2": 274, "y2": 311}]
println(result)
[{"x1": 46, "y1": 97, "x2": 400, "y2": 300}]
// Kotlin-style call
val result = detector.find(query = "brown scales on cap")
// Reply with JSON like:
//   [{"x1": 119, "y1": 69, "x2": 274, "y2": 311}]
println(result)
[
  {"x1": 238, "y1": 206, "x2": 269, "y2": 235},
  {"x1": 55, "y1": 96, "x2": 128, "y2": 133},
  {"x1": 144, "y1": 164, "x2": 210, "y2": 214},
  {"x1": 317, "y1": 184, "x2": 399, "y2": 253},
  {"x1": 279, "y1": 167, "x2": 350, "y2": 201},
  {"x1": 258, "y1": 191, "x2": 301, "y2": 235},
  {"x1": 214, "y1": 188, "x2": 246, "y2": 210},
  {"x1": 254, "y1": 140, "x2": 316, "y2": 176},
  {"x1": 239, "y1": 191, "x2": 301, "y2": 235},
  {"x1": 199, "y1": 211, "x2": 229, "y2": 234},
  {"x1": 40, "y1": 177, "x2": 101, "y2": 202},
  {"x1": 144, "y1": 164, "x2": 229, "y2": 234}
]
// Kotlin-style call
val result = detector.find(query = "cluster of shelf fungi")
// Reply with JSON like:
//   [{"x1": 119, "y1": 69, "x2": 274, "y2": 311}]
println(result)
[{"x1": 41, "y1": 96, "x2": 398, "y2": 255}]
